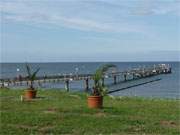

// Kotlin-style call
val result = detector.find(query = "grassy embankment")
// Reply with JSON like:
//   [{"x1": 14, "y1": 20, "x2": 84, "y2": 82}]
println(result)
[{"x1": 0, "y1": 88, "x2": 180, "y2": 135}]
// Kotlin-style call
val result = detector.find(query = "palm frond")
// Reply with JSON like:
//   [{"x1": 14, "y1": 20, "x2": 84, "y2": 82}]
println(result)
[
  {"x1": 25, "y1": 64, "x2": 40, "y2": 89},
  {"x1": 31, "y1": 68, "x2": 40, "y2": 81},
  {"x1": 100, "y1": 64, "x2": 117, "y2": 73},
  {"x1": 92, "y1": 64, "x2": 117, "y2": 96},
  {"x1": 26, "y1": 64, "x2": 31, "y2": 78},
  {"x1": 93, "y1": 64, "x2": 116, "y2": 82}
]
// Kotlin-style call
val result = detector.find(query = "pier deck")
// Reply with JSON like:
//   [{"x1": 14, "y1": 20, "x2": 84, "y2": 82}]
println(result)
[{"x1": 0, "y1": 64, "x2": 172, "y2": 91}]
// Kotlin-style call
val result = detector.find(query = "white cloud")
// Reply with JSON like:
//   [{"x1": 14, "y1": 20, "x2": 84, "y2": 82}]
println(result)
[
  {"x1": 98, "y1": 0, "x2": 180, "y2": 16},
  {"x1": 0, "y1": 0, "x2": 179, "y2": 33},
  {"x1": 130, "y1": 0, "x2": 180, "y2": 16}
]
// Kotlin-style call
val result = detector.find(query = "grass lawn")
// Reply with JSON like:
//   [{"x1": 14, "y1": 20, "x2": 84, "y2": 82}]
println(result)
[{"x1": 0, "y1": 88, "x2": 180, "y2": 135}]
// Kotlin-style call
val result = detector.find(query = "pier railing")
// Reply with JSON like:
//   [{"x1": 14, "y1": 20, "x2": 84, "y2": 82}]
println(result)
[{"x1": 0, "y1": 64, "x2": 172, "y2": 91}]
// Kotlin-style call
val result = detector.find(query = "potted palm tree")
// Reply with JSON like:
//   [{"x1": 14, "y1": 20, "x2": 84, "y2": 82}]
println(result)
[
  {"x1": 25, "y1": 64, "x2": 40, "y2": 99},
  {"x1": 87, "y1": 64, "x2": 116, "y2": 109}
]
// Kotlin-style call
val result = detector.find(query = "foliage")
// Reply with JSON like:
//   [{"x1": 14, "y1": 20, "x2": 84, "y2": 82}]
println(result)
[
  {"x1": 26, "y1": 64, "x2": 40, "y2": 90},
  {"x1": 92, "y1": 64, "x2": 117, "y2": 96}
]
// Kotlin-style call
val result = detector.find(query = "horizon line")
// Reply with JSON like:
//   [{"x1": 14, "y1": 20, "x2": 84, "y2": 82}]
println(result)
[{"x1": 0, "y1": 60, "x2": 179, "y2": 63}]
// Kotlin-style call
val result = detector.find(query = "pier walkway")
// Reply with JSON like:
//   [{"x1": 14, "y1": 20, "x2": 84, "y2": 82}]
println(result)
[{"x1": 0, "y1": 64, "x2": 171, "y2": 91}]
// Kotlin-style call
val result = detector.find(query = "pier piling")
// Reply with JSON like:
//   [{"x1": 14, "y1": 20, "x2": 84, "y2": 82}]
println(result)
[
  {"x1": 113, "y1": 75, "x2": 117, "y2": 84},
  {"x1": 124, "y1": 74, "x2": 127, "y2": 81},
  {"x1": 85, "y1": 78, "x2": 89, "y2": 91},
  {"x1": 102, "y1": 77, "x2": 105, "y2": 86},
  {"x1": 65, "y1": 80, "x2": 70, "y2": 92}
]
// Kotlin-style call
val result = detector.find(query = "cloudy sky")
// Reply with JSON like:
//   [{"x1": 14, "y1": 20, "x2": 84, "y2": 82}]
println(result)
[{"x1": 0, "y1": 0, "x2": 180, "y2": 62}]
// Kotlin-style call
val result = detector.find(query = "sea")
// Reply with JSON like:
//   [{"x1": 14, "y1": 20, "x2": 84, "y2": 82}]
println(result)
[{"x1": 0, "y1": 62, "x2": 180, "y2": 99}]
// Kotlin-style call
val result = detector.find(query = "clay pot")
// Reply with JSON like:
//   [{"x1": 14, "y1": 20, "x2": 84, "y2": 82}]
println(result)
[
  {"x1": 87, "y1": 96, "x2": 103, "y2": 109},
  {"x1": 25, "y1": 90, "x2": 37, "y2": 99}
]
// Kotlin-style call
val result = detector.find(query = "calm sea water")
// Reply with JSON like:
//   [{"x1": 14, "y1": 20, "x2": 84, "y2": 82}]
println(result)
[{"x1": 0, "y1": 62, "x2": 180, "y2": 99}]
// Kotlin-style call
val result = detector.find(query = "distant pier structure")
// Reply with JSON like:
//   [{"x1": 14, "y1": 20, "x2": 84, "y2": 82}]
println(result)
[{"x1": 0, "y1": 64, "x2": 172, "y2": 91}]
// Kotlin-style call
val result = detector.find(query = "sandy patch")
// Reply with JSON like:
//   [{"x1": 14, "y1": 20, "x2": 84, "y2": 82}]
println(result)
[
  {"x1": 38, "y1": 125, "x2": 55, "y2": 133},
  {"x1": 160, "y1": 120, "x2": 179, "y2": 128},
  {"x1": 44, "y1": 108, "x2": 58, "y2": 114}
]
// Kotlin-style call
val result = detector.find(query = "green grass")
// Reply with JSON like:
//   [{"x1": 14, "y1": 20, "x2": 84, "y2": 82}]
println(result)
[{"x1": 0, "y1": 88, "x2": 180, "y2": 135}]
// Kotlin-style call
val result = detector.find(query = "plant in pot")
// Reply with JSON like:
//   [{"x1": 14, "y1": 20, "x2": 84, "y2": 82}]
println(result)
[
  {"x1": 87, "y1": 64, "x2": 117, "y2": 109},
  {"x1": 24, "y1": 64, "x2": 40, "y2": 99}
]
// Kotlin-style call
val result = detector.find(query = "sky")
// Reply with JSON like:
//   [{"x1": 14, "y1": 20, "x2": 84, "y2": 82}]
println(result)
[{"x1": 0, "y1": 0, "x2": 180, "y2": 62}]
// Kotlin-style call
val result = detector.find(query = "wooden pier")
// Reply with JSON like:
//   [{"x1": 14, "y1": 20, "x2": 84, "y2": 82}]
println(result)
[{"x1": 0, "y1": 64, "x2": 172, "y2": 91}]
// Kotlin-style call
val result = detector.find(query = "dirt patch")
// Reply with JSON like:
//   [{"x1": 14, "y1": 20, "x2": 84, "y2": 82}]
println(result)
[
  {"x1": 128, "y1": 115, "x2": 146, "y2": 121},
  {"x1": 80, "y1": 112, "x2": 107, "y2": 117},
  {"x1": 160, "y1": 120, "x2": 179, "y2": 128},
  {"x1": 95, "y1": 112, "x2": 106, "y2": 117},
  {"x1": 38, "y1": 125, "x2": 55, "y2": 133},
  {"x1": 8, "y1": 124, "x2": 37, "y2": 130},
  {"x1": 128, "y1": 125, "x2": 145, "y2": 133},
  {"x1": 69, "y1": 94, "x2": 81, "y2": 99},
  {"x1": 44, "y1": 108, "x2": 58, "y2": 114}
]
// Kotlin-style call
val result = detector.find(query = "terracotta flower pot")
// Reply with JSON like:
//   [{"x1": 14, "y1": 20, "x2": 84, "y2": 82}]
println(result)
[
  {"x1": 25, "y1": 89, "x2": 37, "y2": 99},
  {"x1": 87, "y1": 96, "x2": 103, "y2": 109}
]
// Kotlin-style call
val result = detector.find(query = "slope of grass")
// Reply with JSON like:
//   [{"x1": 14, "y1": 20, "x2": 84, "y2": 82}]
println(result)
[{"x1": 0, "y1": 88, "x2": 180, "y2": 135}]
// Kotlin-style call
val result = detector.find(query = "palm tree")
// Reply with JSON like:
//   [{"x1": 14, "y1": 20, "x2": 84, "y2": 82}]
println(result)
[
  {"x1": 26, "y1": 64, "x2": 40, "y2": 90},
  {"x1": 92, "y1": 64, "x2": 117, "y2": 96}
]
